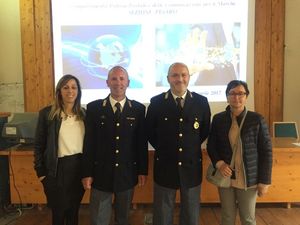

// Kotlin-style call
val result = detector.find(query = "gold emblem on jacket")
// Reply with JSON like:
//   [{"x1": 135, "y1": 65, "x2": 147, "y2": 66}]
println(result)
[{"x1": 194, "y1": 121, "x2": 199, "y2": 129}]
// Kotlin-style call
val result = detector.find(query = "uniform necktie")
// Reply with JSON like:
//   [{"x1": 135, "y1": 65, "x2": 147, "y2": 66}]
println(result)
[
  {"x1": 176, "y1": 97, "x2": 183, "y2": 111},
  {"x1": 115, "y1": 102, "x2": 121, "y2": 119}
]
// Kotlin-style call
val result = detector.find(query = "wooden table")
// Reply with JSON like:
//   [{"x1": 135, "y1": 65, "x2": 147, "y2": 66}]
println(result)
[
  {"x1": 264, "y1": 138, "x2": 300, "y2": 208},
  {"x1": 1, "y1": 138, "x2": 300, "y2": 207}
]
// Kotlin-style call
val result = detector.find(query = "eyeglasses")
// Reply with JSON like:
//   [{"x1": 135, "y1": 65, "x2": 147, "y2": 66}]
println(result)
[{"x1": 227, "y1": 92, "x2": 247, "y2": 97}]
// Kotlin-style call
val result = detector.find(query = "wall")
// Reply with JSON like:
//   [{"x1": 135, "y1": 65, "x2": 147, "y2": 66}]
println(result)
[
  {"x1": 284, "y1": 0, "x2": 300, "y2": 131},
  {"x1": 19, "y1": 0, "x2": 285, "y2": 131},
  {"x1": 2, "y1": 0, "x2": 299, "y2": 132},
  {"x1": 0, "y1": 0, "x2": 24, "y2": 112}
]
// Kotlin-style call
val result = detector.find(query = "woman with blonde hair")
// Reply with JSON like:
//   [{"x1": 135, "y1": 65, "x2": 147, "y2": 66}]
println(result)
[{"x1": 34, "y1": 74, "x2": 85, "y2": 225}]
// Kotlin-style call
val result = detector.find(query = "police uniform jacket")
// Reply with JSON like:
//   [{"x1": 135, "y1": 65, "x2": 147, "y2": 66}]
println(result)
[
  {"x1": 81, "y1": 96, "x2": 148, "y2": 192},
  {"x1": 146, "y1": 90, "x2": 211, "y2": 189}
]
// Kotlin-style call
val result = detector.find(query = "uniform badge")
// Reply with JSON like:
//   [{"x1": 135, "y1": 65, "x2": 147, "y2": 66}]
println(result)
[{"x1": 194, "y1": 121, "x2": 199, "y2": 129}]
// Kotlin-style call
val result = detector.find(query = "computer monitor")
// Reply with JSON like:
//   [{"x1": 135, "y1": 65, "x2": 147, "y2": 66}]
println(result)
[
  {"x1": 1, "y1": 112, "x2": 38, "y2": 144},
  {"x1": 273, "y1": 122, "x2": 299, "y2": 139}
]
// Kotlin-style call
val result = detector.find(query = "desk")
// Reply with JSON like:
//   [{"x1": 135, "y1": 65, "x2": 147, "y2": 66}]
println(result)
[
  {"x1": 263, "y1": 138, "x2": 300, "y2": 208},
  {"x1": 1, "y1": 138, "x2": 300, "y2": 206},
  {"x1": 0, "y1": 146, "x2": 49, "y2": 204}
]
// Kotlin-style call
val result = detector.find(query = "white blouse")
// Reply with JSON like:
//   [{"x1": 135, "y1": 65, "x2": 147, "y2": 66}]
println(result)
[{"x1": 58, "y1": 116, "x2": 85, "y2": 157}]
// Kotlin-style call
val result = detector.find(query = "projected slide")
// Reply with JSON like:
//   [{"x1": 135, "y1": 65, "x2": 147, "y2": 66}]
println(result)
[
  {"x1": 61, "y1": 25, "x2": 143, "y2": 89},
  {"x1": 52, "y1": 0, "x2": 250, "y2": 103}
]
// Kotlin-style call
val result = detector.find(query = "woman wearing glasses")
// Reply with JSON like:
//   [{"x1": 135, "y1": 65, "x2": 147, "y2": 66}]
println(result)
[{"x1": 207, "y1": 80, "x2": 272, "y2": 225}]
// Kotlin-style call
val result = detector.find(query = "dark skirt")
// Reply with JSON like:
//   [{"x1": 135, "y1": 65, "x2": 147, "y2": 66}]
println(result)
[{"x1": 41, "y1": 153, "x2": 84, "y2": 209}]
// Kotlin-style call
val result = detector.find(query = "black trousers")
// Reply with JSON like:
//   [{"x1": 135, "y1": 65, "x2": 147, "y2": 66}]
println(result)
[{"x1": 42, "y1": 154, "x2": 84, "y2": 225}]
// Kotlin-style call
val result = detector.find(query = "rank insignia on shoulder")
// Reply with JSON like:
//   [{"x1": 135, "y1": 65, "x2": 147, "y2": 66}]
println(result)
[
  {"x1": 194, "y1": 121, "x2": 199, "y2": 129},
  {"x1": 128, "y1": 100, "x2": 132, "y2": 108}
]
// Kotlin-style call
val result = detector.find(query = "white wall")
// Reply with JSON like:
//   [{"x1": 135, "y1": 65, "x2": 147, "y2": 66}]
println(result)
[
  {"x1": 0, "y1": 0, "x2": 24, "y2": 112},
  {"x1": 284, "y1": 0, "x2": 300, "y2": 130}
]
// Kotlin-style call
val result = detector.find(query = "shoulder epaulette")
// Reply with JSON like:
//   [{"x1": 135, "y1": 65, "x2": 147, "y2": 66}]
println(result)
[
  {"x1": 128, "y1": 99, "x2": 132, "y2": 108},
  {"x1": 102, "y1": 99, "x2": 107, "y2": 107},
  {"x1": 164, "y1": 92, "x2": 169, "y2": 99}
]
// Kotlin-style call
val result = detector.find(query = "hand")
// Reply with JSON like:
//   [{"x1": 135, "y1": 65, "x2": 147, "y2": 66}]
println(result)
[
  {"x1": 219, "y1": 162, "x2": 233, "y2": 178},
  {"x1": 138, "y1": 175, "x2": 147, "y2": 187},
  {"x1": 82, "y1": 177, "x2": 93, "y2": 190},
  {"x1": 257, "y1": 183, "x2": 270, "y2": 197}
]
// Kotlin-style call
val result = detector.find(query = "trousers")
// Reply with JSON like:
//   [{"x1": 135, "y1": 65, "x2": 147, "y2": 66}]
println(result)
[
  {"x1": 153, "y1": 183, "x2": 200, "y2": 225},
  {"x1": 218, "y1": 187, "x2": 257, "y2": 225}
]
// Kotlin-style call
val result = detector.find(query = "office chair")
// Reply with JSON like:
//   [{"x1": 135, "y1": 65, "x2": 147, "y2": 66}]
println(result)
[{"x1": 273, "y1": 121, "x2": 299, "y2": 139}]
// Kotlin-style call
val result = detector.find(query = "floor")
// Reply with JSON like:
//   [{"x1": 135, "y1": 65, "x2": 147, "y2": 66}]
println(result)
[{"x1": 1, "y1": 203, "x2": 300, "y2": 225}]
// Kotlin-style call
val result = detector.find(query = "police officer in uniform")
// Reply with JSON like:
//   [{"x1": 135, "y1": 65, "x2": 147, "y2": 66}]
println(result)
[
  {"x1": 146, "y1": 62, "x2": 211, "y2": 225},
  {"x1": 81, "y1": 66, "x2": 148, "y2": 225}
]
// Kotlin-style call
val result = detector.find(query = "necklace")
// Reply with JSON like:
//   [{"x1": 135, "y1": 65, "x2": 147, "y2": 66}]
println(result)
[{"x1": 61, "y1": 111, "x2": 75, "y2": 119}]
